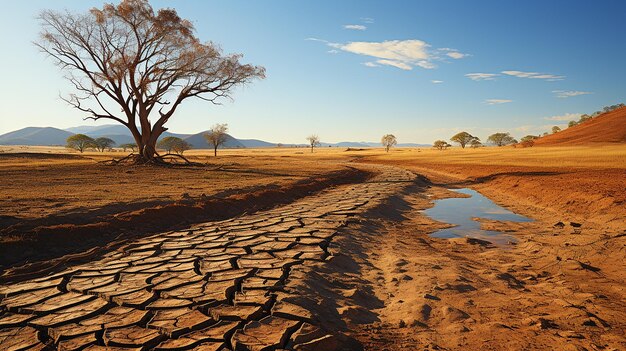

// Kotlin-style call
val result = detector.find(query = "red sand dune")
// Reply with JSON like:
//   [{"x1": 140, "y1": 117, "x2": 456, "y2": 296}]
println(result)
[{"x1": 534, "y1": 106, "x2": 626, "y2": 146}]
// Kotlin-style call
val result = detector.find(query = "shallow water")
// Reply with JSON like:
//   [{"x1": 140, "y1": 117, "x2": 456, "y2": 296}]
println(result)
[{"x1": 424, "y1": 188, "x2": 532, "y2": 245}]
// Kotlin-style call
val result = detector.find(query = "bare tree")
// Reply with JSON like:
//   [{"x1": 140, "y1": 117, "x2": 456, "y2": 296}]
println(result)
[
  {"x1": 306, "y1": 135, "x2": 320, "y2": 153},
  {"x1": 381, "y1": 134, "x2": 397, "y2": 152},
  {"x1": 204, "y1": 123, "x2": 229, "y2": 156},
  {"x1": 36, "y1": 0, "x2": 264, "y2": 164}
]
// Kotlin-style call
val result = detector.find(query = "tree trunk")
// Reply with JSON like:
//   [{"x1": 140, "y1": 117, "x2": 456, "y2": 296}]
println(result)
[
  {"x1": 214, "y1": 146, "x2": 217, "y2": 157},
  {"x1": 141, "y1": 125, "x2": 165, "y2": 162},
  {"x1": 142, "y1": 143, "x2": 157, "y2": 161}
]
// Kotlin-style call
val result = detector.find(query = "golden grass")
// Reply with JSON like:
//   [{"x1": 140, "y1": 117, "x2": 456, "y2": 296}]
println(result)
[
  {"x1": 362, "y1": 145, "x2": 626, "y2": 170},
  {"x1": 2, "y1": 144, "x2": 625, "y2": 170},
  {"x1": 0, "y1": 145, "x2": 348, "y2": 220}
]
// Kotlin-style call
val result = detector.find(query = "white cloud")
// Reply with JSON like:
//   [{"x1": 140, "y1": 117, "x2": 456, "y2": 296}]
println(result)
[
  {"x1": 446, "y1": 51, "x2": 468, "y2": 59},
  {"x1": 502, "y1": 70, "x2": 565, "y2": 81},
  {"x1": 465, "y1": 73, "x2": 499, "y2": 81},
  {"x1": 484, "y1": 99, "x2": 513, "y2": 105},
  {"x1": 545, "y1": 112, "x2": 582, "y2": 121},
  {"x1": 338, "y1": 40, "x2": 429, "y2": 61},
  {"x1": 331, "y1": 39, "x2": 438, "y2": 71},
  {"x1": 415, "y1": 61, "x2": 436, "y2": 69},
  {"x1": 327, "y1": 49, "x2": 339, "y2": 54},
  {"x1": 431, "y1": 80, "x2": 443, "y2": 84},
  {"x1": 436, "y1": 48, "x2": 470, "y2": 60},
  {"x1": 552, "y1": 90, "x2": 592, "y2": 98},
  {"x1": 363, "y1": 62, "x2": 379, "y2": 67},
  {"x1": 376, "y1": 59, "x2": 412, "y2": 70},
  {"x1": 305, "y1": 37, "x2": 327, "y2": 43},
  {"x1": 360, "y1": 17, "x2": 375, "y2": 23},
  {"x1": 310, "y1": 39, "x2": 465, "y2": 71},
  {"x1": 343, "y1": 24, "x2": 367, "y2": 31}
]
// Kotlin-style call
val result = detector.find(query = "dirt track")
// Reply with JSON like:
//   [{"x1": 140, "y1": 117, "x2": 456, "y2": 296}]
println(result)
[{"x1": 0, "y1": 165, "x2": 415, "y2": 350}]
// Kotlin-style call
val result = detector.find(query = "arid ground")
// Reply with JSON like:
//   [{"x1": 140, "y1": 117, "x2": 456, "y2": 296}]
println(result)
[{"x1": 0, "y1": 145, "x2": 624, "y2": 350}]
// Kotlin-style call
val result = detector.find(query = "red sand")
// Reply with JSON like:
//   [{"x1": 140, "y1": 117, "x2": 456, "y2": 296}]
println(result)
[{"x1": 535, "y1": 107, "x2": 626, "y2": 146}]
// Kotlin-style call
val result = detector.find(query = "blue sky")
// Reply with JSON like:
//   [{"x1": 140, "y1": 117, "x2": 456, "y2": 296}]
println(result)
[{"x1": 1, "y1": 0, "x2": 625, "y2": 144}]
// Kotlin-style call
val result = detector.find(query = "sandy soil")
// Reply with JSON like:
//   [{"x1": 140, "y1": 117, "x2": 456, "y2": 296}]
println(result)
[
  {"x1": 323, "y1": 179, "x2": 625, "y2": 350},
  {"x1": 321, "y1": 146, "x2": 626, "y2": 350}
]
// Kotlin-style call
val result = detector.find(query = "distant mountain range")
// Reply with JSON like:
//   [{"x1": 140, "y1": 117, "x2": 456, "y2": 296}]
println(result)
[
  {"x1": 0, "y1": 127, "x2": 74, "y2": 146},
  {"x1": 0, "y1": 124, "x2": 430, "y2": 148}
]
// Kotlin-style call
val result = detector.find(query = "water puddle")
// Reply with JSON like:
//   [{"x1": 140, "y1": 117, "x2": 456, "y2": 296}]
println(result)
[{"x1": 424, "y1": 188, "x2": 532, "y2": 245}]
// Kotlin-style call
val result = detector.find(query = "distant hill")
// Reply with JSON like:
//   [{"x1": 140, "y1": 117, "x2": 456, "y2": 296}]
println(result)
[
  {"x1": 534, "y1": 106, "x2": 626, "y2": 146},
  {"x1": 65, "y1": 125, "x2": 191, "y2": 145},
  {"x1": 0, "y1": 127, "x2": 73, "y2": 146},
  {"x1": 238, "y1": 139, "x2": 277, "y2": 148},
  {"x1": 65, "y1": 124, "x2": 130, "y2": 136},
  {"x1": 1, "y1": 123, "x2": 429, "y2": 148},
  {"x1": 183, "y1": 132, "x2": 245, "y2": 149}
]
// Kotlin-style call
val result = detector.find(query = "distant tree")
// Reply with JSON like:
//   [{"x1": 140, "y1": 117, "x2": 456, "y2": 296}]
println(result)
[
  {"x1": 93, "y1": 137, "x2": 116, "y2": 152},
  {"x1": 487, "y1": 132, "x2": 517, "y2": 147},
  {"x1": 381, "y1": 134, "x2": 397, "y2": 152},
  {"x1": 120, "y1": 143, "x2": 137, "y2": 152},
  {"x1": 276, "y1": 143, "x2": 284, "y2": 148},
  {"x1": 469, "y1": 139, "x2": 483, "y2": 148},
  {"x1": 172, "y1": 140, "x2": 191, "y2": 155},
  {"x1": 568, "y1": 121, "x2": 578, "y2": 128},
  {"x1": 204, "y1": 123, "x2": 229, "y2": 156},
  {"x1": 66, "y1": 134, "x2": 95, "y2": 153},
  {"x1": 306, "y1": 135, "x2": 320, "y2": 153},
  {"x1": 552, "y1": 126, "x2": 561, "y2": 134},
  {"x1": 433, "y1": 140, "x2": 451, "y2": 150},
  {"x1": 450, "y1": 132, "x2": 477, "y2": 149},
  {"x1": 578, "y1": 114, "x2": 592, "y2": 124},
  {"x1": 520, "y1": 135, "x2": 538, "y2": 148},
  {"x1": 542, "y1": 132, "x2": 549, "y2": 137},
  {"x1": 36, "y1": 0, "x2": 265, "y2": 164},
  {"x1": 157, "y1": 136, "x2": 184, "y2": 153},
  {"x1": 602, "y1": 103, "x2": 625, "y2": 113}
]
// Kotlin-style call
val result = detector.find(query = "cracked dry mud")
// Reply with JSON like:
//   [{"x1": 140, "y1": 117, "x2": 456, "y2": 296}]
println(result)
[{"x1": 0, "y1": 165, "x2": 415, "y2": 351}]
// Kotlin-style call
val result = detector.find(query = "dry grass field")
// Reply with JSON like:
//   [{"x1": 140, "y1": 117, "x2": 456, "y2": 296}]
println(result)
[{"x1": 0, "y1": 146, "x2": 348, "y2": 220}]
